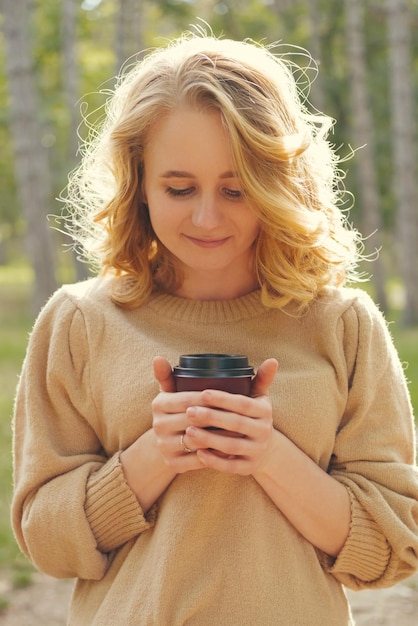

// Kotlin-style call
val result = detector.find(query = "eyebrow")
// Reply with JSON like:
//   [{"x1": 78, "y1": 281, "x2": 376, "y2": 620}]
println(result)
[{"x1": 160, "y1": 170, "x2": 238, "y2": 179}]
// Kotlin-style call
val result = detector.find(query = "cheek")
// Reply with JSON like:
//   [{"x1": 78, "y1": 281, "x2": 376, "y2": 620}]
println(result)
[
  {"x1": 149, "y1": 212, "x2": 168, "y2": 242},
  {"x1": 245, "y1": 217, "x2": 261, "y2": 244},
  {"x1": 147, "y1": 199, "x2": 181, "y2": 242}
]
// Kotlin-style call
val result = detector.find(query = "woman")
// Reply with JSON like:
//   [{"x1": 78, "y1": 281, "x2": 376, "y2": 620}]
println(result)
[{"x1": 12, "y1": 33, "x2": 418, "y2": 625}]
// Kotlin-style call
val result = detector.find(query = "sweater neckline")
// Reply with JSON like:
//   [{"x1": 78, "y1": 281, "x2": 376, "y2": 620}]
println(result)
[{"x1": 146, "y1": 289, "x2": 267, "y2": 324}]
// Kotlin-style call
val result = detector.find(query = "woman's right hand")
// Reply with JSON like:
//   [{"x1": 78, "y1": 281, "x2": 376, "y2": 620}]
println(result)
[
  {"x1": 120, "y1": 357, "x2": 204, "y2": 512},
  {"x1": 151, "y1": 356, "x2": 205, "y2": 473}
]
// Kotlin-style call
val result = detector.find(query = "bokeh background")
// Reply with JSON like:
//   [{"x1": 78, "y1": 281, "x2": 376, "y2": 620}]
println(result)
[{"x1": 1, "y1": 0, "x2": 417, "y2": 597}]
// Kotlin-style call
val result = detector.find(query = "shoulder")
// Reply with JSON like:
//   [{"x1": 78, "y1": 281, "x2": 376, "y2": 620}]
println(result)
[
  {"x1": 309, "y1": 286, "x2": 394, "y2": 363},
  {"x1": 314, "y1": 285, "x2": 380, "y2": 314},
  {"x1": 31, "y1": 276, "x2": 116, "y2": 341},
  {"x1": 312, "y1": 286, "x2": 389, "y2": 333},
  {"x1": 54, "y1": 275, "x2": 113, "y2": 307},
  {"x1": 38, "y1": 276, "x2": 113, "y2": 317},
  {"x1": 313, "y1": 287, "x2": 400, "y2": 377},
  {"x1": 24, "y1": 277, "x2": 120, "y2": 368}
]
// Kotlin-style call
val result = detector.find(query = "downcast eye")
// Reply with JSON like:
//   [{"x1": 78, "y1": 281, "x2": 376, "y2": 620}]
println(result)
[
  {"x1": 165, "y1": 187, "x2": 194, "y2": 197},
  {"x1": 223, "y1": 188, "x2": 242, "y2": 199}
]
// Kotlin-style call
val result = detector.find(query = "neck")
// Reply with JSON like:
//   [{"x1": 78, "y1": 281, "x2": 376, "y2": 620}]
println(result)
[{"x1": 174, "y1": 270, "x2": 259, "y2": 301}]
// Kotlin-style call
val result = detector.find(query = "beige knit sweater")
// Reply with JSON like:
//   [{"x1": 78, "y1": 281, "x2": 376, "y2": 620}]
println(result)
[{"x1": 12, "y1": 277, "x2": 418, "y2": 625}]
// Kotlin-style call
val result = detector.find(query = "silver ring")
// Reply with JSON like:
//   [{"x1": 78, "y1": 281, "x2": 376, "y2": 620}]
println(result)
[{"x1": 180, "y1": 433, "x2": 194, "y2": 454}]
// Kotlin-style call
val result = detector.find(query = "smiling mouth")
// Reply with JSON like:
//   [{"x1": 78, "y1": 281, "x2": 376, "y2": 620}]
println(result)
[{"x1": 185, "y1": 236, "x2": 230, "y2": 248}]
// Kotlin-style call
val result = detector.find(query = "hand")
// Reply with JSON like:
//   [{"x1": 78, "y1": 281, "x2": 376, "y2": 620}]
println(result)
[
  {"x1": 151, "y1": 356, "x2": 205, "y2": 472},
  {"x1": 183, "y1": 358, "x2": 278, "y2": 475},
  {"x1": 119, "y1": 356, "x2": 205, "y2": 511}
]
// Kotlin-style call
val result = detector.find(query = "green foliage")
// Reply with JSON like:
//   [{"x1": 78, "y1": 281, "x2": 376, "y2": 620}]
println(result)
[
  {"x1": 393, "y1": 327, "x2": 418, "y2": 420},
  {"x1": 0, "y1": 0, "x2": 417, "y2": 312},
  {"x1": 387, "y1": 287, "x2": 418, "y2": 419},
  {"x1": 0, "y1": 266, "x2": 34, "y2": 579},
  {"x1": 0, "y1": 32, "x2": 20, "y2": 237},
  {"x1": 0, "y1": 594, "x2": 10, "y2": 613},
  {"x1": 11, "y1": 565, "x2": 34, "y2": 589}
]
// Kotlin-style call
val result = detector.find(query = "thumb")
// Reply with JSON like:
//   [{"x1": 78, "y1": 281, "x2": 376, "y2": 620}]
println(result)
[
  {"x1": 153, "y1": 356, "x2": 176, "y2": 393},
  {"x1": 251, "y1": 358, "x2": 278, "y2": 397}
]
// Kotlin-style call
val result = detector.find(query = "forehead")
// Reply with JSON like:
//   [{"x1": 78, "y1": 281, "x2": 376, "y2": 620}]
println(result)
[
  {"x1": 146, "y1": 106, "x2": 225, "y2": 140},
  {"x1": 144, "y1": 107, "x2": 235, "y2": 172}
]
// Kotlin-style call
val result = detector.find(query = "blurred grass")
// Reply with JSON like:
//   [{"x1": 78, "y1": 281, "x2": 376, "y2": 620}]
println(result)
[
  {"x1": 0, "y1": 265, "x2": 417, "y2": 583},
  {"x1": 390, "y1": 325, "x2": 418, "y2": 419},
  {"x1": 0, "y1": 264, "x2": 35, "y2": 583}
]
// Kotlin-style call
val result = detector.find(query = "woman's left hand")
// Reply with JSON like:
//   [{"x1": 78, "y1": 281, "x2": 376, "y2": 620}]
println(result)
[{"x1": 183, "y1": 358, "x2": 278, "y2": 475}]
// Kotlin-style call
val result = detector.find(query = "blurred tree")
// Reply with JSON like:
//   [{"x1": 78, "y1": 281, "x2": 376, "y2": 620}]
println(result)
[
  {"x1": 116, "y1": 0, "x2": 145, "y2": 73},
  {"x1": 0, "y1": 27, "x2": 18, "y2": 264},
  {"x1": 1, "y1": 0, "x2": 57, "y2": 313},
  {"x1": 0, "y1": 0, "x2": 416, "y2": 319},
  {"x1": 306, "y1": 0, "x2": 326, "y2": 114},
  {"x1": 344, "y1": 0, "x2": 387, "y2": 310},
  {"x1": 386, "y1": 0, "x2": 418, "y2": 325},
  {"x1": 61, "y1": 0, "x2": 79, "y2": 163},
  {"x1": 61, "y1": 0, "x2": 90, "y2": 280}
]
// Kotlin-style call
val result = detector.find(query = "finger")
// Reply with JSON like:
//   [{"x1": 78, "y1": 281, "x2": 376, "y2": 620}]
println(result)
[
  {"x1": 168, "y1": 454, "x2": 205, "y2": 472},
  {"x1": 187, "y1": 404, "x2": 251, "y2": 434},
  {"x1": 187, "y1": 425, "x2": 250, "y2": 455},
  {"x1": 251, "y1": 358, "x2": 278, "y2": 397},
  {"x1": 162, "y1": 439, "x2": 206, "y2": 471},
  {"x1": 157, "y1": 430, "x2": 197, "y2": 455},
  {"x1": 153, "y1": 356, "x2": 176, "y2": 393},
  {"x1": 179, "y1": 430, "x2": 198, "y2": 454},
  {"x1": 152, "y1": 390, "x2": 203, "y2": 422},
  {"x1": 196, "y1": 449, "x2": 251, "y2": 474},
  {"x1": 195, "y1": 389, "x2": 270, "y2": 422},
  {"x1": 187, "y1": 420, "x2": 272, "y2": 459}
]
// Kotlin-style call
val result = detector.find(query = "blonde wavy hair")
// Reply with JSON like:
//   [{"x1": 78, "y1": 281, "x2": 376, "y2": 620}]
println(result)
[{"x1": 64, "y1": 32, "x2": 362, "y2": 311}]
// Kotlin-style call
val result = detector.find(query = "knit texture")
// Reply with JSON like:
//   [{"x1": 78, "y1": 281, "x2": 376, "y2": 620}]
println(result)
[{"x1": 11, "y1": 277, "x2": 418, "y2": 625}]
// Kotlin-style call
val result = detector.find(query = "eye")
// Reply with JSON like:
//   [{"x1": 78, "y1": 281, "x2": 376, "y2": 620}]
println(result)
[
  {"x1": 165, "y1": 186, "x2": 194, "y2": 198},
  {"x1": 222, "y1": 187, "x2": 243, "y2": 200}
]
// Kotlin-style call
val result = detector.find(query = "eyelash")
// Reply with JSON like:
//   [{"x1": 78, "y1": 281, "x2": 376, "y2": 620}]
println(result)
[
  {"x1": 166, "y1": 187, "x2": 193, "y2": 197},
  {"x1": 165, "y1": 187, "x2": 242, "y2": 199}
]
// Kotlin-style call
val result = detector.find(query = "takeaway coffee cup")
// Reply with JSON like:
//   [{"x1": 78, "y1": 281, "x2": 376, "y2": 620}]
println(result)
[{"x1": 173, "y1": 353, "x2": 254, "y2": 395}]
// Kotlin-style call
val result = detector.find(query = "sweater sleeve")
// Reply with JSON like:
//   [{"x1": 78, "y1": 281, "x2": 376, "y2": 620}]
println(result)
[
  {"x1": 327, "y1": 292, "x2": 418, "y2": 590},
  {"x1": 11, "y1": 289, "x2": 156, "y2": 580}
]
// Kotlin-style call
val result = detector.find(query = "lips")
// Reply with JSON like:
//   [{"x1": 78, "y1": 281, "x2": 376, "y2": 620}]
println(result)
[{"x1": 185, "y1": 235, "x2": 230, "y2": 248}]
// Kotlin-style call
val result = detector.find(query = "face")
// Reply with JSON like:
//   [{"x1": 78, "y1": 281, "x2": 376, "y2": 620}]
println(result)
[{"x1": 143, "y1": 108, "x2": 260, "y2": 300}]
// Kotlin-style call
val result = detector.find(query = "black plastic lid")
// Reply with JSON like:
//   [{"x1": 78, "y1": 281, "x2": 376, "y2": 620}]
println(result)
[{"x1": 173, "y1": 353, "x2": 254, "y2": 378}]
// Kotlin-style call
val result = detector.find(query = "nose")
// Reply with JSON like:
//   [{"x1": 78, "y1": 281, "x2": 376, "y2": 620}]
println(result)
[{"x1": 191, "y1": 194, "x2": 223, "y2": 230}]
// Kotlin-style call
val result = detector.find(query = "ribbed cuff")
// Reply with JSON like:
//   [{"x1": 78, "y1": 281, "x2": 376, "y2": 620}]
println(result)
[
  {"x1": 330, "y1": 488, "x2": 390, "y2": 582},
  {"x1": 85, "y1": 452, "x2": 157, "y2": 553}
]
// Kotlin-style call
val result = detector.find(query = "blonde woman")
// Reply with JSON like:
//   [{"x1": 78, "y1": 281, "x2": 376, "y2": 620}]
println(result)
[{"x1": 12, "y1": 33, "x2": 418, "y2": 625}]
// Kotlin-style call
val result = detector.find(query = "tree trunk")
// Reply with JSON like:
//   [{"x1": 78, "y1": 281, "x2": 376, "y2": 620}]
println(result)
[
  {"x1": 271, "y1": 0, "x2": 297, "y2": 12},
  {"x1": 2, "y1": 0, "x2": 58, "y2": 314},
  {"x1": 344, "y1": 0, "x2": 388, "y2": 310},
  {"x1": 386, "y1": 0, "x2": 418, "y2": 325},
  {"x1": 115, "y1": 0, "x2": 145, "y2": 74},
  {"x1": 61, "y1": 0, "x2": 90, "y2": 280},
  {"x1": 61, "y1": 0, "x2": 79, "y2": 162},
  {"x1": 307, "y1": 0, "x2": 326, "y2": 114}
]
